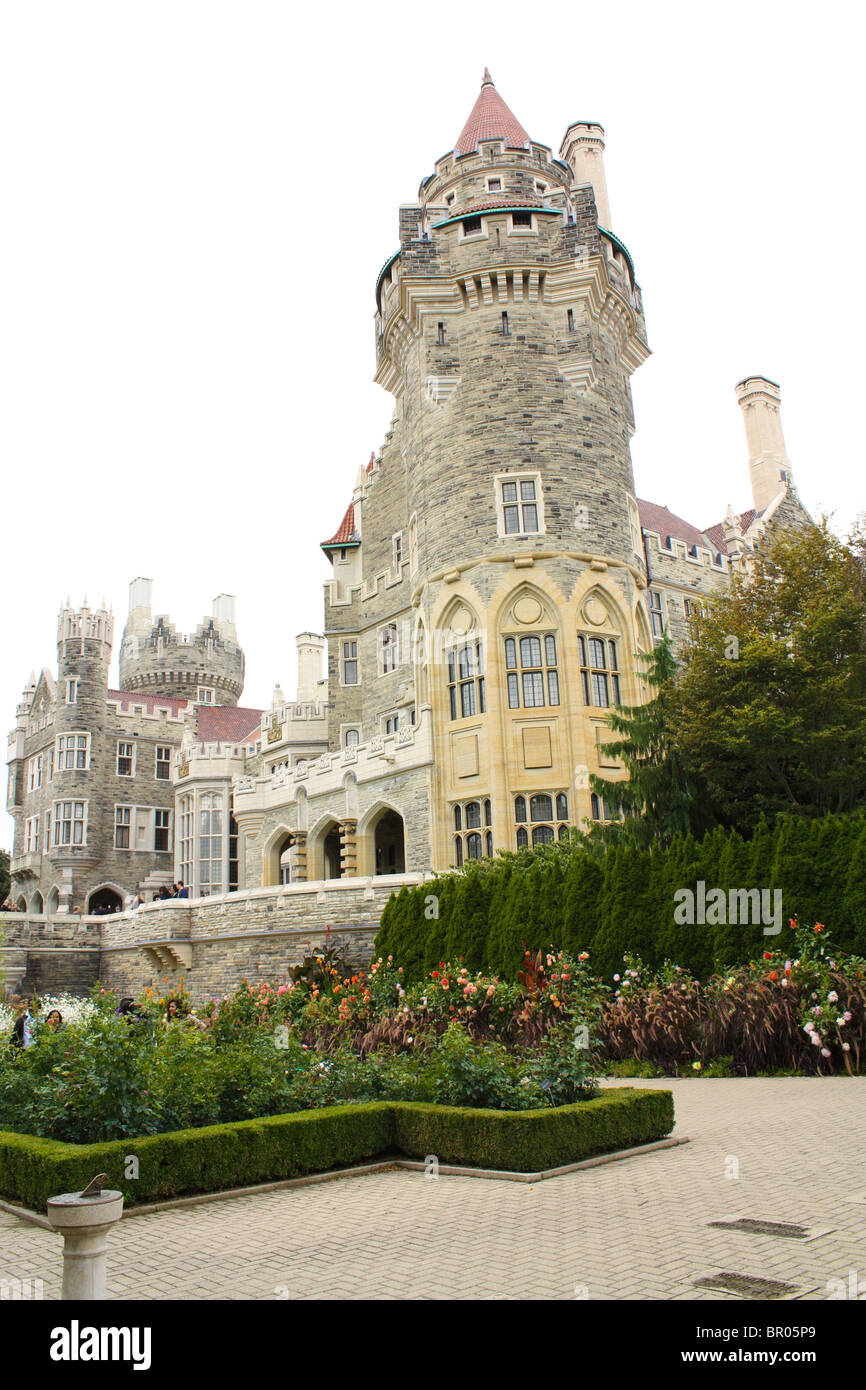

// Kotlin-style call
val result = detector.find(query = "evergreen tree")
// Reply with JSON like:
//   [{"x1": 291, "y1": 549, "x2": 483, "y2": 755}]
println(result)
[{"x1": 588, "y1": 632, "x2": 713, "y2": 850}]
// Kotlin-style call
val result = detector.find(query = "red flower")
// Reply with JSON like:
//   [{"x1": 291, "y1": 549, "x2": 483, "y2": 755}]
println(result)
[
  {"x1": 763, "y1": 951, "x2": 773, "y2": 960},
  {"x1": 768, "y1": 970, "x2": 779, "y2": 981},
  {"x1": 814, "y1": 923, "x2": 825, "y2": 934}
]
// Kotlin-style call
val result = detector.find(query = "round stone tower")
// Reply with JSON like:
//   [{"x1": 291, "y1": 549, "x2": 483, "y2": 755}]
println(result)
[
  {"x1": 374, "y1": 69, "x2": 649, "y2": 586},
  {"x1": 118, "y1": 578, "x2": 245, "y2": 706}
]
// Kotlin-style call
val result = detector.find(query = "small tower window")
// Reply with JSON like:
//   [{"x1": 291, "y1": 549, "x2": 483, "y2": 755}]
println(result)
[
  {"x1": 342, "y1": 641, "x2": 358, "y2": 685},
  {"x1": 344, "y1": 728, "x2": 360, "y2": 747},
  {"x1": 155, "y1": 745, "x2": 172, "y2": 780},
  {"x1": 511, "y1": 211, "x2": 532, "y2": 228},
  {"x1": 501, "y1": 311, "x2": 510, "y2": 335},
  {"x1": 437, "y1": 322, "x2": 446, "y2": 345},
  {"x1": 567, "y1": 308, "x2": 575, "y2": 332},
  {"x1": 446, "y1": 192, "x2": 455, "y2": 206},
  {"x1": 487, "y1": 177, "x2": 502, "y2": 192},
  {"x1": 196, "y1": 687, "x2": 214, "y2": 705},
  {"x1": 66, "y1": 679, "x2": 78, "y2": 704},
  {"x1": 117, "y1": 741, "x2": 135, "y2": 777}
]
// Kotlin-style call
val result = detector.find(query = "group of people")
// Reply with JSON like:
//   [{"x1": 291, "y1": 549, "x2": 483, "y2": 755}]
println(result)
[
  {"x1": 8, "y1": 998, "x2": 64, "y2": 1047},
  {"x1": 131, "y1": 882, "x2": 188, "y2": 909},
  {"x1": 1, "y1": 899, "x2": 26, "y2": 912}
]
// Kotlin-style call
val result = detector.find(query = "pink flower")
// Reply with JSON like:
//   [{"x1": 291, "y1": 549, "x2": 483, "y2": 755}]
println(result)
[{"x1": 820, "y1": 1047, "x2": 832, "y2": 1058}]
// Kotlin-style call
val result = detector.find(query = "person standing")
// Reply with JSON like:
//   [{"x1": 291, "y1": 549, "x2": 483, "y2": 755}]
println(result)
[{"x1": 10, "y1": 1000, "x2": 35, "y2": 1048}]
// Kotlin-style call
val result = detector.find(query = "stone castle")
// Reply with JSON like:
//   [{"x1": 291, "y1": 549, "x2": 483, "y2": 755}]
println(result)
[{"x1": 3, "y1": 72, "x2": 812, "y2": 998}]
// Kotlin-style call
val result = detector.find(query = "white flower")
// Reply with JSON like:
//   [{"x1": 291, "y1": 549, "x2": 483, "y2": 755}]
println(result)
[
  {"x1": 842, "y1": 1042, "x2": 851, "y2": 1052},
  {"x1": 827, "y1": 991, "x2": 838, "y2": 1003},
  {"x1": 820, "y1": 1048, "x2": 832, "y2": 1058},
  {"x1": 811, "y1": 1034, "x2": 821, "y2": 1046},
  {"x1": 613, "y1": 974, "x2": 621, "y2": 982},
  {"x1": 781, "y1": 979, "x2": 789, "y2": 988}
]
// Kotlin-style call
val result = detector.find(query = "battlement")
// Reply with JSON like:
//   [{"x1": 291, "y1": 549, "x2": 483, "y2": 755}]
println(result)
[{"x1": 119, "y1": 582, "x2": 245, "y2": 706}]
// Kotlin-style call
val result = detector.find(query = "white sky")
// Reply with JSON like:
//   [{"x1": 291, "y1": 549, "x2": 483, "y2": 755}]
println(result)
[{"x1": 2, "y1": 1, "x2": 863, "y2": 849}]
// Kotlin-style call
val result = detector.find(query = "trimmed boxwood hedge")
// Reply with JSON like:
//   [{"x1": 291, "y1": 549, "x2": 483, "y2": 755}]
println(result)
[{"x1": 0, "y1": 1088, "x2": 673, "y2": 1211}]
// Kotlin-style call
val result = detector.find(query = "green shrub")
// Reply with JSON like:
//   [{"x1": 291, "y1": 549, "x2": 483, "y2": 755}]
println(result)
[{"x1": 0, "y1": 1087, "x2": 674, "y2": 1210}]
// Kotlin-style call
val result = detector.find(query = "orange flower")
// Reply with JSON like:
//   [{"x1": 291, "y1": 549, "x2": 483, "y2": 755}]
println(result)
[
  {"x1": 768, "y1": 970, "x2": 779, "y2": 981},
  {"x1": 814, "y1": 923, "x2": 825, "y2": 934}
]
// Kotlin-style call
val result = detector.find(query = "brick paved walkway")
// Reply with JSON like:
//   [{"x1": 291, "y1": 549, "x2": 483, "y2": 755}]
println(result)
[{"x1": 2, "y1": 1079, "x2": 863, "y2": 1300}]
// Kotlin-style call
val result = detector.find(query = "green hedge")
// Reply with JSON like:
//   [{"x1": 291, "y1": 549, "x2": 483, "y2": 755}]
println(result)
[
  {"x1": 0, "y1": 1088, "x2": 672, "y2": 1211},
  {"x1": 376, "y1": 812, "x2": 866, "y2": 983}
]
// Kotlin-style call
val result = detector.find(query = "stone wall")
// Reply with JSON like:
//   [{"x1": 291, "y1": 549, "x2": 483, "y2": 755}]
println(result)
[{"x1": 0, "y1": 873, "x2": 427, "y2": 1003}]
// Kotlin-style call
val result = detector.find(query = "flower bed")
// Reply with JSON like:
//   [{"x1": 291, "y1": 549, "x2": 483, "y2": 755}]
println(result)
[{"x1": 0, "y1": 1088, "x2": 674, "y2": 1212}]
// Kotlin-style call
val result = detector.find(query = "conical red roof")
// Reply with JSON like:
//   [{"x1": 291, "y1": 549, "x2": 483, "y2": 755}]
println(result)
[{"x1": 454, "y1": 69, "x2": 530, "y2": 156}]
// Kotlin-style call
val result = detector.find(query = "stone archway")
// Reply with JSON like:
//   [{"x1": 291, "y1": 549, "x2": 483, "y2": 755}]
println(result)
[
  {"x1": 323, "y1": 824, "x2": 343, "y2": 879},
  {"x1": 29, "y1": 891, "x2": 44, "y2": 915},
  {"x1": 374, "y1": 810, "x2": 406, "y2": 875},
  {"x1": 46, "y1": 886, "x2": 60, "y2": 917},
  {"x1": 87, "y1": 886, "x2": 124, "y2": 915}
]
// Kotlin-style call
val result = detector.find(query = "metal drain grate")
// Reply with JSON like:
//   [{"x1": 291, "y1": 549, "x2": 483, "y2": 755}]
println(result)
[
  {"x1": 694, "y1": 1272, "x2": 802, "y2": 1299},
  {"x1": 708, "y1": 1218, "x2": 809, "y2": 1239}
]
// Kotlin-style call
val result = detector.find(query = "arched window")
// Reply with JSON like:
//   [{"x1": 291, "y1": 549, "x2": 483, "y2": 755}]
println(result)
[
  {"x1": 345, "y1": 728, "x2": 360, "y2": 747},
  {"x1": 504, "y1": 633, "x2": 559, "y2": 708},
  {"x1": 199, "y1": 793, "x2": 224, "y2": 897},
  {"x1": 454, "y1": 836, "x2": 464, "y2": 866},
  {"x1": 447, "y1": 640, "x2": 486, "y2": 720},
  {"x1": 579, "y1": 636, "x2": 621, "y2": 707},
  {"x1": 513, "y1": 792, "x2": 570, "y2": 848},
  {"x1": 452, "y1": 800, "x2": 493, "y2": 861}
]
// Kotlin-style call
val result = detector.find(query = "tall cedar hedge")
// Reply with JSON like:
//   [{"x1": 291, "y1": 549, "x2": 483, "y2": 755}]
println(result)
[{"x1": 375, "y1": 813, "x2": 866, "y2": 983}]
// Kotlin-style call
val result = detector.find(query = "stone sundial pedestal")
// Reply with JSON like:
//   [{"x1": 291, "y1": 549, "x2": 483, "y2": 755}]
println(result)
[{"x1": 46, "y1": 1187, "x2": 124, "y2": 1300}]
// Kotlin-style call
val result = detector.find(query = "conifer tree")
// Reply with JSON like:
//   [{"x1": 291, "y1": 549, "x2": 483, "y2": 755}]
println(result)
[{"x1": 588, "y1": 632, "x2": 711, "y2": 849}]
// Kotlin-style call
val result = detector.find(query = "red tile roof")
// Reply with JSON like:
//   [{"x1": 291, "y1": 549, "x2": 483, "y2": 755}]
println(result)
[
  {"x1": 321, "y1": 500, "x2": 359, "y2": 549},
  {"x1": 366, "y1": 451, "x2": 376, "y2": 473},
  {"x1": 107, "y1": 689, "x2": 189, "y2": 713},
  {"x1": 454, "y1": 70, "x2": 531, "y2": 156},
  {"x1": 637, "y1": 499, "x2": 712, "y2": 554},
  {"x1": 703, "y1": 509, "x2": 758, "y2": 554},
  {"x1": 444, "y1": 199, "x2": 547, "y2": 218},
  {"x1": 196, "y1": 705, "x2": 262, "y2": 745}
]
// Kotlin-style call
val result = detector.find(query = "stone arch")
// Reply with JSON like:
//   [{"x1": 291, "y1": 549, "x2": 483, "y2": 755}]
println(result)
[
  {"x1": 29, "y1": 890, "x2": 44, "y2": 915},
  {"x1": 492, "y1": 578, "x2": 563, "y2": 635},
  {"x1": 357, "y1": 800, "x2": 406, "y2": 877},
  {"x1": 306, "y1": 812, "x2": 345, "y2": 881},
  {"x1": 262, "y1": 823, "x2": 295, "y2": 888},
  {"x1": 15, "y1": 894, "x2": 27, "y2": 911},
  {"x1": 87, "y1": 884, "x2": 125, "y2": 915},
  {"x1": 46, "y1": 886, "x2": 60, "y2": 916}
]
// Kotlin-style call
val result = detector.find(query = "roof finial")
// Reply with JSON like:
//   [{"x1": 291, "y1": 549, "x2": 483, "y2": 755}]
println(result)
[{"x1": 482, "y1": 67, "x2": 493, "y2": 86}]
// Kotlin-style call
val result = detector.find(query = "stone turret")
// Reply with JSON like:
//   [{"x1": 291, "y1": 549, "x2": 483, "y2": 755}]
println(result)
[
  {"x1": 118, "y1": 579, "x2": 245, "y2": 706},
  {"x1": 735, "y1": 376, "x2": 795, "y2": 514}
]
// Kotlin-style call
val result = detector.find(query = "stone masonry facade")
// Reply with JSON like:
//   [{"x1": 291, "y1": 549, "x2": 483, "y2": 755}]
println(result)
[{"x1": 3, "y1": 73, "x2": 814, "y2": 1000}]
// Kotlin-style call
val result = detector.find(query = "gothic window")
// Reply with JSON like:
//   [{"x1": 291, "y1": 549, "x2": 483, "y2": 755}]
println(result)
[
  {"x1": 380, "y1": 624, "x2": 398, "y2": 674},
  {"x1": 452, "y1": 798, "x2": 493, "y2": 863},
  {"x1": 504, "y1": 633, "x2": 560, "y2": 709},
  {"x1": 591, "y1": 792, "x2": 616, "y2": 823},
  {"x1": 342, "y1": 640, "x2": 359, "y2": 685},
  {"x1": 228, "y1": 815, "x2": 239, "y2": 890},
  {"x1": 155, "y1": 745, "x2": 172, "y2": 780},
  {"x1": 154, "y1": 810, "x2": 171, "y2": 853},
  {"x1": 54, "y1": 800, "x2": 87, "y2": 846},
  {"x1": 649, "y1": 590, "x2": 665, "y2": 639},
  {"x1": 178, "y1": 795, "x2": 194, "y2": 888},
  {"x1": 198, "y1": 793, "x2": 224, "y2": 897},
  {"x1": 447, "y1": 640, "x2": 486, "y2": 720},
  {"x1": 114, "y1": 806, "x2": 131, "y2": 849},
  {"x1": 513, "y1": 792, "x2": 569, "y2": 848},
  {"x1": 57, "y1": 733, "x2": 89, "y2": 771},
  {"x1": 496, "y1": 475, "x2": 543, "y2": 537},
  {"x1": 117, "y1": 741, "x2": 135, "y2": 777},
  {"x1": 579, "y1": 636, "x2": 621, "y2": 708}
]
